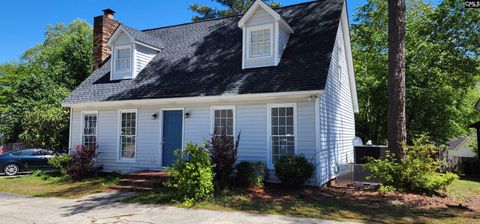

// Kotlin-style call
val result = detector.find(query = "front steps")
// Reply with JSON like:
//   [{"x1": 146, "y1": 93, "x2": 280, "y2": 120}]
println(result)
[{"x1": 110, "y1": 170, "x2": 171, "y2": 192}]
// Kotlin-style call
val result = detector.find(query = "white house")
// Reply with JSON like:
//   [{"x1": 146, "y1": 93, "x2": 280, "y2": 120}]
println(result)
[{"x1": 62, "y1": 0, "x2": 358, "y2": 186}]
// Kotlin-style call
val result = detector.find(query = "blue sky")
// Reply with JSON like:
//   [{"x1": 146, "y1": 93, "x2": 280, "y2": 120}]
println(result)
[{"x1": 0, "y1": 0, "x2": 367, "y2": 64}]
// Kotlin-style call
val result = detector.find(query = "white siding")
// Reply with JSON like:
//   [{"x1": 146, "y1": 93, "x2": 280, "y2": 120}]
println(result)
[
  {"x1": 134, "y1": 44, "x2": 158, "y2": 77},
  {"x1": 70, "y1": 111, "x2": 82, "y2": 148},
  {"x1": 136, "y1": 108, "x2": 161, "y2": 168},
  {"x1": 113, "y1": 32, "x2": 131, "y2": 45},
  {"x1": 246, "y1": 8, "x2": 274, "y2": 26},
  {"x1": 184, "y1": 105, "x2": 210, "y2": 145},
  {"x1": 236, "y1": 104, "x2": 268, "y2": 162},
  {"x1": 278, "y1": 26, "x2": 290, "y2": 62},
  {"x1": 316, "y1": 24, "x2": 356, "y2": 186},
  {"x1": 71, "y1": 107, "x2": 162, "y2": 173},
  {"x1": 69, "y1": 98, "x2": 317, "y2": 184}
]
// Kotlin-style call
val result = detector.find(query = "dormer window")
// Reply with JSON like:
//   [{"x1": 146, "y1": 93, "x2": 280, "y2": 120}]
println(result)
[
  {"x1": 107, "y1": 25, "x2": 160, "y2": 80},
  {"x1": 115, "y1": 46, "x2": 131, "y2": 72},
  {"x1": 249, "y1": 26, "x2": 272, "y2": 58},
  {"x1": 238, "y1": 0, "x2": 293, "y2": 69}
]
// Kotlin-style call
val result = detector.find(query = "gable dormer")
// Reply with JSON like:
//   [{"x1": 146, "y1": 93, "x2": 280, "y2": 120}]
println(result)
[
  {"x1": 107, "y1": 24, "x2": 161, "y2": 81},
  {"x1": 238, "y1": 0, "x2": 293, "y2": 69}
]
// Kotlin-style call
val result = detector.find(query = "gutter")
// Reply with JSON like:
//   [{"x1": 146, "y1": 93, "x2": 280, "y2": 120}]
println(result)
[{"x1": 62, "y1": 90, "x2": 323, "y2": 108}]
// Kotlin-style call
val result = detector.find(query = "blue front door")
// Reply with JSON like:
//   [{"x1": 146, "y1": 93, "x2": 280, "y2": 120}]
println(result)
[{"x1": 162, "y1": 110, "x2": 183, "y2": 167}]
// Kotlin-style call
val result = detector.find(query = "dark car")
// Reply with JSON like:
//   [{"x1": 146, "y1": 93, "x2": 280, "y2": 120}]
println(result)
[{"x1": 0, "y1": 149, "x2": 56, "y2": 176}]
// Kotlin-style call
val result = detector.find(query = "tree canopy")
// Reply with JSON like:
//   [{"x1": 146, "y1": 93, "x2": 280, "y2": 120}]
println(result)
[
  {"x1": 189, "y1": 0, "x2": 280, "y2": 21},
  {"x1": 352, "y1": 0, "x2": 480, "y2": 144},
  {"x1": 0, "y1": 19, "x2": 92, "y2": 150}
]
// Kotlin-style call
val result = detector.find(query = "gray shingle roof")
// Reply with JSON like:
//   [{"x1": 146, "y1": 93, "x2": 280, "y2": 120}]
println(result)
[
  {"x1": 121, "y1": 24, "x2": 164, "y2": 49},
  {"x1": 63, "y1": 0, "x2": 344, "y2": 105}
]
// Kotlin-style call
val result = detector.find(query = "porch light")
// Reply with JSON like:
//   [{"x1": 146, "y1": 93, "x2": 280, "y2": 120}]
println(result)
[
  {"x1": 184, "y1": 112, "x2": 191, "y2": 119},
  {"x1": 152, "y1": 113, "x2": 159, "y2": 120}
]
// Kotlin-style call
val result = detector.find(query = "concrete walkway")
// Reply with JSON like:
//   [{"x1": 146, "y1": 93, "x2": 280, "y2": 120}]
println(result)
[{"x1": 0, "y1": 191, "x2": 359, "y2": 224}]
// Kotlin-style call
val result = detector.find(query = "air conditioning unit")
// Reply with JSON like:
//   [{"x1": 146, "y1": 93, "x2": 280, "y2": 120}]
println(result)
[{"x1": 354, "y1": 145, "x2": 388, "y2": 164}]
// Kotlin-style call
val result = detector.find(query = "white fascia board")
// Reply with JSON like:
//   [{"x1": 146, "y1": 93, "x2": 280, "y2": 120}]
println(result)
[
  {"x1": 62, "y1": 90, "x2": 323, "y2": 108},
  {"x1": 238, "y1": 1, "x2": 262, "y2": 28},
  {"x1": 134, "y1": 41, "x2": 162, "y2": 52},
  {"x1": 341, "y1": 3, "x2": 359, "y2": 113},
  {"x1": 278, "y1": 18, "x2": 294, "y2": 34},
  {"x1": 238, "y1": 0, "x2": 293, "y2": 34}
]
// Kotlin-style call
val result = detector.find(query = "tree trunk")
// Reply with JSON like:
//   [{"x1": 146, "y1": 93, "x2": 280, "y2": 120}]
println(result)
[{"x1": 387, "y1": 0, "x2": 407, "y2": 159}]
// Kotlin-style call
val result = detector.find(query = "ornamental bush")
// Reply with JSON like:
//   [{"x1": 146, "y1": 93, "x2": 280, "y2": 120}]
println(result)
[
  {"x1": 68, "y1": 145, "x2": 99, "y2": 180},
  {"x1": 48, "y1": 145, "x2": 99, "y2": 180},
  {"x1": 48, "y1": 153, "x2": 74, "y2": 177},
  {"x1": 235, "y1": 161, "x2": 267, "y2": 188},
  {"x1": 274, "y1": 155, "x2": 314, "y2": 188},
  {"x1": 364, "y1": 136, "x2": 458, "y2": 193},
  {"x1": 206, "y1": 133, "x2": 240, "y2": 189},
  {"x1": 166, "y1": 143, "x2": 214, "y2": 206}
]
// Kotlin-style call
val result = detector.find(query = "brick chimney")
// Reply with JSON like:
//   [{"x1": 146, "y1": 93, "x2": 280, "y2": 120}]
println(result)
[{"x1": 93, "y1": 9, "x2": 120, "y2": 69}]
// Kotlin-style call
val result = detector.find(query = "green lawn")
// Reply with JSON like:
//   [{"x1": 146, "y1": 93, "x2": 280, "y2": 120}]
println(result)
[
  {"x1": 124, "y1": 178, "x2": 480, "y2": 224},
  {"x1": 445, "y1": 178, "x2": 480, "y2": 201},
  {"x1": 0, "y1": 172, "x2": 118, "y2": 199}
]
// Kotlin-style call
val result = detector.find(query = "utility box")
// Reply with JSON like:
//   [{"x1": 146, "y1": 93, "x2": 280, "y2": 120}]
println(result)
[{"x1": 354, "y1": 145, "x2": 388, "y2": 164}]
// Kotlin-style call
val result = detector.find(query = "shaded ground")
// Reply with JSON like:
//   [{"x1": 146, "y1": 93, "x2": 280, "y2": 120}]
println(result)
[
  {"x1": 125, "y1": 178, "x2": 480, "y2": 224},
  {"x1": 0, "y1": 172, "x2": 118, "y2": 198},
  {"x1": 0, "y1": 191, "x2": 354, "y2": 224}
]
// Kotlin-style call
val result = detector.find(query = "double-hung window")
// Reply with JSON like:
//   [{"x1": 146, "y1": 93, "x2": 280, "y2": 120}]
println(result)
[
  {"x1": 115, "y1": 46, "x2": 131, "y2": 71},
  {"x1": 82, "y1": 112, "x2": 97, "y2": 148},
  {"x1": 212, "y1": 106, "x2": 235, "y2": 142},
  {"x1": 119, "y1": 110, "x2": 136, "y2": 159},
  {"x1": 269, "y1": 104, "x2": 295, "y2": 165},
  {"x1": 249, "y1": 27, "x2": 272, "y2": 58}
]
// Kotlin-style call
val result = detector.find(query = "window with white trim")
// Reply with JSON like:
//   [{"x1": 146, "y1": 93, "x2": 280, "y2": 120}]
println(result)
[
  {"x1": 82, "y1": 113, "x2": 97, "y2": 148},
  {"x1": 120, "y1": 111, "x2": 136, "y2": 159},
  {"x1": 115, "y1": 47, "x2": 131, "y2": 71},
  {"x1": 213, "y1": 107, "x2": 234, "y2": 142},
  {"x1": 270, "y1": 106, "x2": 295, "y2": 163},
  {"x1": 249, "y1": 28, "x2": 271, "y2": 58}
]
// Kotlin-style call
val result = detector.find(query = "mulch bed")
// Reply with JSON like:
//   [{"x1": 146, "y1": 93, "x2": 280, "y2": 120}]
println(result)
[
  {"x1": 243, "y1": 183, "x2": 480, "y2": 212},
  {"x1": 318, "y1": 185, "x2": 479, "y2": 211}
]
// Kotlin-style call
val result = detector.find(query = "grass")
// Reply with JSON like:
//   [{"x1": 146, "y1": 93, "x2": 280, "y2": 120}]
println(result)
[
  {"x1": 445, "y1": 177, "x2": 480, "y2": 201},
  {"x1": 0, "y1": 171, "x2": 119, "y2": 199},
  {"x1": 123, "y1": 179, "x2": 480, "y2": 224}
]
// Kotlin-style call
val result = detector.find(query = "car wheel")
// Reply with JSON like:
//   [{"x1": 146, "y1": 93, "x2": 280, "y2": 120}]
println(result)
[{"x1": 4, "y1": 164, "x2": 19, "y2": 176}]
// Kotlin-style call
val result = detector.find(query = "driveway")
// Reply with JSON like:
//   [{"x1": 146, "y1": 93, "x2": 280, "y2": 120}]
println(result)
[{"x1": 0, "y1": 191, "x2": 359, "y2": 224}]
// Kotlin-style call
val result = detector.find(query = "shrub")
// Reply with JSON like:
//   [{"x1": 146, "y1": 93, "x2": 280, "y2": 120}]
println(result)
[
  {"x1": 206, "y1": 133, "x2": 240, "y2": 189},
  {"x1": 19, "y1": 106, "x2": 69, "y2": 152},
  {"x1": 235, "y1": 161, "x2": 267, "y2": 188},
  {"x1": 48, "y1": 153, "x2": 74, "y2": 176},
  {"x1": 274, "y1": 155, "x2": 314, "y2": 188},
  {"x1": 67, "y1": 145, "x2": 99, "y2": 180},
  {"x1": 166, "y1": 143, "x2": 214, "y2": 206},
  {"x1": 364, "y1": 136, "x2": 459, "y2": 193},
  {"x1": 32, "y1": 169, "x2": 48, "y2": 177}
]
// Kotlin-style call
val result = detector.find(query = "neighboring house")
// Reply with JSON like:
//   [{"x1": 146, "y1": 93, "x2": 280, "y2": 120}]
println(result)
[
  {"x1": 446, "y1": 134, "x2": 476, "y2": 160},
  {"x1": 444, "y1": 134, "x2": 477, "y2": 172},
  {"x1": 62, "y1": 0, "x2": 358, "y2": 186}
]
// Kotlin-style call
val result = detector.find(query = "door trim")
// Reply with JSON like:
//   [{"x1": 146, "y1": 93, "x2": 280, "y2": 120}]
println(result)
[{"x1": 159, "y1": 108, "x2": 185, "y2": 167}]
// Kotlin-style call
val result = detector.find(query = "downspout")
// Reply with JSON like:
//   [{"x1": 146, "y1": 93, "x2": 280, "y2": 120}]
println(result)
[
  {"x1": 314, "y1": 97, "x2": 321, "y2": 186},
  {"x1": 68, "y1": 108, "x2": 72, "y2": 150}
]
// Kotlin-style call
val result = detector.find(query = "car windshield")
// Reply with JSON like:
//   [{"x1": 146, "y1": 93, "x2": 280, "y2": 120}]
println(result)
[{"x1": 12, "y1": 149, "x2": 37, "y2": 156}]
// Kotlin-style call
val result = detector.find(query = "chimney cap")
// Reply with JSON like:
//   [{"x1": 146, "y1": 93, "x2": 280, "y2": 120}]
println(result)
[{"x1": 103, "y1": 8, "x2": 115, "y2": 16}]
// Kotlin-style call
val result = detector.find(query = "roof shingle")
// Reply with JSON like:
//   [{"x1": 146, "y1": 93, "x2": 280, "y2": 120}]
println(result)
[{"x1": 63, "y1": 0, "x2": 344, "y2": 105}]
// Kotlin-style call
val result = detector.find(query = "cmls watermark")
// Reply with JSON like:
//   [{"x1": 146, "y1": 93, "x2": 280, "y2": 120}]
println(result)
[{"x1": 465, "y1": 0, "x2": 480, "y2": 8}]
